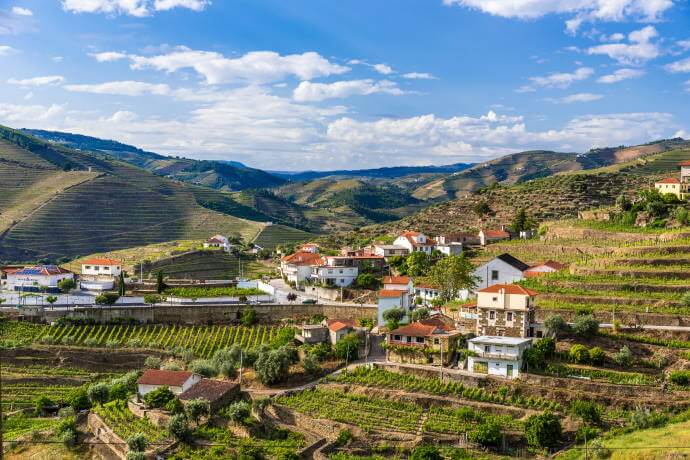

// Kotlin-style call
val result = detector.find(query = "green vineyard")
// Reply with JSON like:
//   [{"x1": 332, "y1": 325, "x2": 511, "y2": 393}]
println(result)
[{"x1": 93, "y1": 400, "x2": 170, "y2": 444}]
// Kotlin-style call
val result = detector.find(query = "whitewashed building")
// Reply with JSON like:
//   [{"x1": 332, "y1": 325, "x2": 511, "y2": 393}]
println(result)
[
  {"x1": 467, "y1": 336, "x2": 532, "y2": 379},
  {"x1": 436, "y1": 242, "x2": 463, "y2": 256},
  {"x1": 7, "y1": 265, "x2": 74, "y2": 293},
  {"x1": 280, "y1": 251, "x2": 324, "y2": 284},
  {"x1": 136, "y1": 370, "x2": 202, "y2": 396},
  {"x1": 393, "y1": 231, "x2": 436, "y2": 254},
  {"x1": 372, "y1": 244, "x2": 409, "y2": 259},
  {"x1": 204, "y1": 235, "x2": 230, "y2": 251},
  {"x1": 311, "y1": 264, "x2": 358, "y2": 287},
  {"x1": 472, "y1": 253, "x2": 529, "y2": 290},
  {"x1": 378, "y1": 276, "x2": 415, "y2": 325},
  {"x1": 80, "y1": 257, "x2": 122, "y2": 291}
]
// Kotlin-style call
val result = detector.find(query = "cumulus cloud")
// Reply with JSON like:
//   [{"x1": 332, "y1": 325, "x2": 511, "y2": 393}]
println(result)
[
  {"x1": 402, "y1": 72, "x2": 436, "y2": 80},
  {"x1": 666, "y1": 57, "x2": 690, "y2": 73},
  {"x1": 61, "y1": 0, "x2": 209, "y2": 16},
  {"x1": 587, "y1": 26, "x2": 660, "y2": 65},
  {"x1": 0, "y1": 45, "x2": 16, "y2": 56},
  {"x1": 545, "y1": 93, "x2": 603, "y2": 104},
  {"x1": 90, "y1": 51, "x2": 128, "y2": 62},
  {"x1": 11, "y1": 7, "x2": 33, "y2": 16},
  {"x1": 0, "y1": 103, "x2": 65, "y2": 122},
  {"x1": 64, "y1": 80, "x2": 171, "y2": 96},
  {"x1": 293, "y1": 79, "x2": 404, "y2": 102},
  {"x1": 128, "y1": 48, "x2": 349, "y2": 84},
  {"x1": 7, "y1": 75, "x2": 65, "y2": 86},
  {"x1": 372, "y1": 63, "x2": 394, "y2": 75},
  {"x1": 525, "y1": 67, "x2": 594, "y2": 90},
  {"x1": 444, "y1": 0, "x2": 673, "y2": 32},
  {"x1": 597, "y1": 68, "x2": 645, "y2": 83}
]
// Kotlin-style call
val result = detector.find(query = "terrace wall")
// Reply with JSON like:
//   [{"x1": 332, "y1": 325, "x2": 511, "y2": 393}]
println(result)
[
  {"x1": 536, "y1": 308, "x2": 690, "y2": 327},
  {"x1": 374, "y1": 362, "x2": 485, "y2": 388},
  {"x1": 37, "y1": 303, "x2": 377, "y2": 324},
  {"x1": 87, "y1": 412, "x2": 127, "y2": 460}
]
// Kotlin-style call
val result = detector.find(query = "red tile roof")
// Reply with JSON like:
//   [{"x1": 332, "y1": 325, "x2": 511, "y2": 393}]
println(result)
[
  {"x1": 82, "y1": 257, "x2": 121, "y2": 266},
  {"x1": 383, "y1": 276, "x2": 411, "y2": 285},
  {"x1": 482, "y1": 229, "x2": 511, "y2": 238},
  {"x1": 207, "y1": 237, "x2": 226, "y2": 244},
  {"x1": 419, "y1": 316, "x2": 454, "y2": 332},
  {"x1": 281, "y1": 251, "x2": 324, "y2": 266},
  {"x1": 656, "y1": 177, "x2": 681, "y2": 184},
  {"x1": 678, "y1": 161, "x2": 690, "y2": 166},
  {"x1": 390, "y1": 322, "x2": 438, "y2": 337},
  {"x1": 137, "y1": 370, "x2": 194, "y2": 387},
  {"x1": 378, "y1": 289, "x2": 404, "y2": 298},
  {"x1": 326, "y1": 318, "x2": 357, "y2": 332},
  {"x1": 415, "y1": 283, "x2": 439, "y2": 290},
  {"x1": 524, "y1": 260, "x2": 567, "y2": 275},
  {"x1": 401, "y1": 231, "x2": 436, "y2": 247},
  {"x1": 478, "y1": 284, "x2": 538, "y2": 296},
  {"x1": 179, "y1": 379, "x2": 238, "y2": 402}
]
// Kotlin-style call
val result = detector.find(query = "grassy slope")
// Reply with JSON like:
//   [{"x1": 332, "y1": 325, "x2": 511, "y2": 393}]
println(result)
[
  {"x1": 0, "y1": 127, "x2": 270, "y2": 262},
  {"x1": 253, "y1": 224, "x2": 314, "y2": 250}
]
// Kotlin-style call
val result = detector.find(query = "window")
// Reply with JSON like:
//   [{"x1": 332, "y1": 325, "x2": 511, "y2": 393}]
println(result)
[
  {"x1": 94, "y1": 266, "x2": 99, "y2": 271},
  {"x1": 416, "y1": 337, "x2": 424, "y2": 343},
  {"x1": 433, "y1": 338, "x2": 440, "y2": 344},
  {"x1": 506, "y1": 312, "x2": 513, "y2": 322},
  {"x1": 85, "y1": 266, "x2": 91, "y2": 270},
  {"x1": 489, "y1": 311, "x2": 495, "y2": 320},
  {"x1": 406, "y1": 336, "x2": 412, "y2": 343},
  {"x1": 491, "y1": 270, "x2": 499, "y2": 280},
  {"x1": 492, "y1": 296, "x2": 498, "y2": 302},
  {"x1": 394, "y1": 335, "x2": 401, "y2": 341},
  {"x1": 484, "y1": 345, "x2": 490, "y2": 353}
]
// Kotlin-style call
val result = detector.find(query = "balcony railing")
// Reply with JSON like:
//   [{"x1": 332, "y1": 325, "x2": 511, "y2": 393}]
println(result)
[{"x1": 473, "y1": 351, "x2": 520, "y2": 360}]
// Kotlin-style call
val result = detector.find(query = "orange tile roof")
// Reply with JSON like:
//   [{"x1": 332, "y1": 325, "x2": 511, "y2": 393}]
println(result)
[
  {"x1": 482, "y1": 229, "x2": 511, "y2": 238},
  {"x1": 401, "y1": 231, "x2": 436, "y2": 247},
  {"x1": 281, "y1": 251, "x2": 324, "y2": 266},
  {"x1": 478, "y1": 284, "x2": 538, "y2": 296},
  {"x1": 384, "y1": 276, "x2": 411, "y2": 285},
  {"x1": 419, "y1": 316, "x2": 454, "y2": 331},
  {"x1": 82, "y1": 257, "x2": 121, "y2": 266},
  {"x1": 390, "y1": 322, "x2": 439, "y2": 337},
  {"x1": 657, "y1": 177, "x2": 681, "y2": 184},
  {"x1": 524, "y1": 260, "x2": 567, "y2": 273},
  {"x1": 327, "y1": 319, "x2": 357, "y2": 332},
  {"x1": 137, "y1": 370, "x2": 194, "y2": 387},
  {"x1": 678, "y1": 161, "x2": 690, "y2": 166},
  {"x1": 378, "y1": 289, "x2": 404, "y2": 298},
  {"x1": 415, "y1": 283, "x2": 439, "y2": 289}
]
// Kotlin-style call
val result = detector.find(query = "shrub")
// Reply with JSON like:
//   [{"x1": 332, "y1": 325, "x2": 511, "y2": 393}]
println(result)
[
  {"x1": 613, "y1": 346, "x2": 633, "y2": 367},
  {"x1": 185, "y1": 399, "x2": 209, "y2": 425},
  {"x1": 168, "y1": 414, "x2": 191, "y2": 441},
  {"x1": 525, "y1": 411, "x2": 562, "y2": 449},
  {"x1": 188, "y1": 359, "x2": 218, "y2": 377},
  {"x1": 410, "y1": 445, "x2": 443, "y2": 460},
  {"x1": 570, "y1": 400, "x2": 602, "y2": 424},
  {"x1": 143, "y1": 294, "x2": 162, "y2": 305},
  {"x1": 165, "y1": 397, "x2": 185, "y2": 415},
  {"x1": 306, "y1": 342, "x2": 332, "y2": 361},
  {"x1": 589, "y1": 347, "x2": 605, "y2": 365},
  {"x1": 534, "y1": 337, "x2": 556, "y2": 358},
  {"x1": 223, "y1": 400, "x2": 251, "y2": 423},
  {"x1": 106, "y1": 339, "x2": 119, "y2": 349},
  {"x1": 523, "y1": 347, "x2": 546, "y2": 370},
  {"x1": 127, "y1": 453, "x2": 146, "y2": 460},
  {"x1": 629, "y1": 407, "x2": 668, "y2": 429},
  {"x1": 87, "y1": 382, "x2": 110, "y2": 405},
  {"x1": 468, "y1": 419, "x2": 501, "y2": 447},
  {"x1": 95, "y1": 292, "x2": 120, "y2": 306},
  {"x1": 573, "y1": 315, "x2": 599, "y2": 338},
  {"x1": 161, "y1": 360, "x2": 184, "y2": 371},
  {"x1": 382, "y1": 307, "x2": 405, "y2": 330},
  {"x1": 569, "y1": 344, "x2": 590, "y2": 364},
  {"x1": 126, "y1": 433, "x2": 147, "y2": 453},
  {"x1": 33, "y1": 395, "x2": 54, "y2": 415},
  {"x1": 669, "y1": 370, "x2": 690, "y2": 386},
  {"x1": 254, "y1": 346, "x2": 292, "y2": 385},
  {"x1": 83, "y1": 337, "x2": 100, "y2": 347},
  {"x1": 217, "y1": 361, "x2": 238, "y2": 379},
  {"x1": 335, "y1": 429, "x2": 352, "y2": 447},
  {"x1": 241, "y1": 307, "x2": 257, "y2": 326},
  {"x1": 334, "y1": 332, "x2": 359, "y2": 362},
  {"x1": 56, "y1": 416, "x2": 77, "y2": 446},
  {"x1": 302, "y1": 354, "x2": 321, "y2": 376},
  {"x1": 61, "y1": 336, "x2": 75, "y2": 345},
  {"x1": 68, "y1": 387, "x2": 91, "y2": 411},
  {"x1": 143, "y1": 386, "x2": 175, "y2": 408},
  {"x1": 410, "y1": 308, "x2": 430, "y2": 322},
  {"x1": 682, "y1": 292, "x2": 690, "y2": 308},
  {"x1": 144, "y1": 356, "x2": 161, "y2": 369},
  {"x1": 575, "y1": 426, "x2": 599, "y2": 444}
]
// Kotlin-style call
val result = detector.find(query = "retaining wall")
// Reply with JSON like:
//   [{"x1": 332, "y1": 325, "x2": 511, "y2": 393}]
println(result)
[{"x1": 536, "y1": 308, "x2": 690, "y2": 328}]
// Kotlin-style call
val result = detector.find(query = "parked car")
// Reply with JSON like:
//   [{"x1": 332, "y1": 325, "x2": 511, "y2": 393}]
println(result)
[{"x1": 302, "y1": 299, "x2": 317, "y2": 304}]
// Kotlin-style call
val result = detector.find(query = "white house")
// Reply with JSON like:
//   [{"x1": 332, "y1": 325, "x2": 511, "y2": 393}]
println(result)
[
  {"x1": 204, "y1": 234, "x2": 231, "y2": 251},
  {"x1": 478, "y1": 229, "x2": 511, "y2": 246},
  {"x1": 472, "y1": 253, "x2": 529, "y2": 290},
  {"x1": 372, "y1": 244, "x2": 409, "y2": 259},
  {"x1": 311, "y1": 264, "x2": 358, "y2": 287},
  {"x1": 325, "y1": 318, "x2": 359, "y2": 344},
  {"x1": 436, "y1": 242, "x2": 463, "y2": 256},
  {"x1": 81, "y1": 258, "x2": 122, "y2": 278},
  {"x1": 136, "y1": 369, "x2": 203, "y2": 396},
  {"x1": 383, "y1": 275, "x2": 414, "y2": 292},
  {"x1": 280, "y1": 251, "x2": 324, "y2": 284},
  {"x1": 299, "y1": 243, "x2": 321, "y2": 254},
  {"x1": 7, "y1": 265, "x2": 74, "y2": 293},
  {"x1": 415, "y1": 283, "x2": 441, "y2": 306},
  {"x1": 393, "y1": 231, "x2": 436, "y2": 254},
  {"x1": 378, "y1": 276, "x2": 415, "y2": 325},
  {"x1": 467, "y1": 336, "x2": 532, "y2": 379}
]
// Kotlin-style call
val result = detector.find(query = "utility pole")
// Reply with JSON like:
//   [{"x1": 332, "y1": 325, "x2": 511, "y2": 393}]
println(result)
[
  {"x1": 239, "y1": 349, "x2": 243, "y2": 385},
  {"x1": 0, "y1": 348, "x2": 4, "y2": 460}
]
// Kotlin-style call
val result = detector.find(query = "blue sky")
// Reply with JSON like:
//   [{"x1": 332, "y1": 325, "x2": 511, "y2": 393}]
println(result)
[{"x1": 0, "y1": 0, "x2": 689, "y2": 170}]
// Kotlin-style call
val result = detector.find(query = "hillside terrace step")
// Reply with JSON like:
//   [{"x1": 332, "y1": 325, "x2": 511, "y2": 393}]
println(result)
[
  {"x1": 540, "y1": 281, "x2": 690, "y2": 294},
  {"x1": 594, "y1": 258, "x2": 690, "y2": 267},
  {"x1": 540, "y1": 293, "x2": 681, "y2": 308},
  {"x1": 572, "y1": 266, "x2": 690, "y2": 280}
]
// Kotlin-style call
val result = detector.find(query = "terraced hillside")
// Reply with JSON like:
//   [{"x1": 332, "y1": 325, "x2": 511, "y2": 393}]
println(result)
[
  {"x1": 253, "y1": 224, "x2": 313, "y2": 250},
  {"x1": 0, "y1": 126, "x2": 293, "y2": 262},
  {"x1": 135, "y1": 250, "x2": 270, "y2": 279}
]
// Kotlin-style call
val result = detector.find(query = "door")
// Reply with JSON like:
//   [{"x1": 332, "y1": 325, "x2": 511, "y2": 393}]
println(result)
[
  {"x1": 473, "y1": 361, "x2": 488, "y2": 374},
  {"x1": 507, "y1": 364, "x2": 514, "y2": 378}
]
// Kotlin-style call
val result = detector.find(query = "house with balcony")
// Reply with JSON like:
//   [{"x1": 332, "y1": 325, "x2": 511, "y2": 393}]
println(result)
[
  {"x1": 311, "y1": 263, "x2": 358, "y2": 287},
  {"x1": 203, "y1": 234, "x2": 231, "y2": 251},
  {"x1": 372, "y1": 244, "x2": 410, "y2": 259},
  {"x1": 415, "y1": 282, "x2": 441, "y2": 306},
  {"x1": 467, "y1": 336, "x2": 532, "y2": 379},
  {"x1": 80, "y1": 257, "x2": 122, "y2": 291},
  {"x1": 653, "y1": 161, "x2": 690, "y2": 200},
  {"x1": 476, "y1": 284, "x2": 537, "y2": 338},
  {"x1": 473, "y1": 253, "x2": 529, "y2": 290},
  {"x1": 393, "y1": 231, "x2": 436, "y2": 254},
  {"x1": 280, "y1": 251, "x2": 324, "y2": 284},
  {"x1": 386, "y1": 317, "x2": 463, "y2": 366}
]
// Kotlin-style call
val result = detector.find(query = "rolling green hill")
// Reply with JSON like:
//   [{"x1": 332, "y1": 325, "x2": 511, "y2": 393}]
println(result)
[
  {"x1": 23, "y1": 129, "x2": 286, "y2": 191},
  {"x1": 0, "y1": 126, "x2": 313, "y2": 263}
]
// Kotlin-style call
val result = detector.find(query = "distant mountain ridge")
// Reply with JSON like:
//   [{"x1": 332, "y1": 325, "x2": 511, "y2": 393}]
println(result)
[{"x1": 271, "y1": 162, "x2": 474, "y2": 181}]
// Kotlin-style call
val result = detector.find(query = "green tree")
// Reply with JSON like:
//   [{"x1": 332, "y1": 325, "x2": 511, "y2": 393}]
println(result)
[
  {"x1": 544, "y1": 315, "x2": 567, "y2": 338},
  {"x1": 224, "y1": 400, "x2": 251, "y2": 423},
  {"x1": 410, "y1": 307, "x2": 430, "y2": 322},
  {"x1": 474, "y1": 201, "x2": 491, "y2": 216},
  {"x1": 95, "y1": 292, "x2": 120, "y2": 306},
  {"x1": 185, "y1": 399, "x2": 210, "y2": 426},
  {"x1": 589, "y1": 347, "x2": 605, "y2": 364},
  {"x1": 354, "y1": 273, "x2": 379, "y2": 290},
  {"x1": 405, "y1": 251, "x2": 432, "y2": 276},
  {"x1": 302, "y1": 353, "x2": 321, "y2": 376},
  {"x1": 58, "y1": 278, "x2": 76, "y2": 293},
  {"x1": 33, "y1": 395, "x2": 54, "y2": 415},
  {"x1": 241, "y1": 307, "x2": 258, "y2": 326},
  {"x1": 254, "y1": 346, "x2": 292, "y2": 385},
  {"x1": 569, "y1": 344, "x2": 590, "y2": 364},
  {"x1": 45, "y1": 295, "x2": 58, "y2": 307},
  {"x1": 126, "y1": 433, "x2": 148, "y2": 453},
  {"x1": 143, "y1": 386, "x2": 175, "y2": 408},
  {"x1": 382, "y1": 307, "x2": 405, "y2": 330},
  {"x1": 468, "y1": 419, "x2": 502, "y2": 447},
  {"x1": 525, "y1": 411, "x2": 562, "y2": 449},
  {"x1": 570, "y1": 400, "x2": 602, "y2": 425},
  {"x1": 68, "y1": 387, "x2": 91, "y2": 411},
  {"x1": 118, "y1": 271, "x2": 126, "y2": 296},
  {"x1": 187, "y1": 359, "x2": 218, "y2": 377},
  {"x1": 87, "y1": 382, "x2": 110, "y2": 405},
  {"x1": 156, "y1": 270, "x2": 166, "y2": 294},
  {"x1": 573, "y1": 315, "x2": 599, "y2": 338},
  {"x1": 511, "y1": 208, "x2": 536, "y2": 233},
  {"x1": 427, "y1": 255, "x2": 477, "y2": 302},
  {"x1": 522, "y1": 347, "x2": 546, "y2": 370},
  {"x1": 534, "y1": 337, "x2": 556, "y2": 358},
  {"x1": 613, "y1": 345, "x2": 633, "y2": 367},
  {"x1": 333, "y1": 332, "x2": 359, "y2": 362},
  {"x1": 168, "y1": 414, "x2": 191, "y2": 441},
  {"x1": 144, "y1": 356, "x2": 161, "y2": 369}
]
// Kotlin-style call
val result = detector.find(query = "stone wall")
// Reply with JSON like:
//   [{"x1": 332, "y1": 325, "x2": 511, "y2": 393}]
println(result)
[
  {"x1": 477, "y1": 307, "x2": 531, "y2": 337},
  {"x1": 536, "y1": 308, "x2": 690, "y2": 328},
  {"x1": 87, "y1": 412, "x2": 127, "y2": 460},
  {"x1": 128, "y1": 399, "x2": 170, "y2": 428},
  {"x1": 374, "y1": 362, "x2": 485, "y2": 387},
  {"x1": 38, "y1": 303, "x2": 377, "y2": 325}
]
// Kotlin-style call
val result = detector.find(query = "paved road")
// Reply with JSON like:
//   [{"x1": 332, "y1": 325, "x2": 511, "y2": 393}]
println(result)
[
  {"x1": 268, "y1": 278, "x2": 376, "y2": 307},
  {"x1": 0, "y1": 290, "x2": 144, "y2": 308}
]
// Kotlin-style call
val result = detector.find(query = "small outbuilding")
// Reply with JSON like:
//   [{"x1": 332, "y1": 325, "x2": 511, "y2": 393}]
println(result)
[
  {"x1": 137, "y1": 370, "x2": 202, "y2": 396},
  {"x1": 179, "y1": 379, "x2": 240, "y2": 411}
]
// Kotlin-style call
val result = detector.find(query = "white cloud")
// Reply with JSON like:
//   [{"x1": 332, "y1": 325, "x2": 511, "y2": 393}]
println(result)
[
  {"x1": 0, "y1": 45, "x2": 17, "y2": 56},
  {"x1": 293, "y1": 79, "x2": 404, "y2": 102},
  {"x1": 545, "y1": 92, "x2": 603, "y2": 104},
  {"x1": 402, "y1": 72, "x2": 436, "y2": 80},
  {"x1": 444, "y1": 0, "x2": 673, "y2": 32},
  {"x1": 597, "y1": 68, "x2": 645, "y2": 83},
  {"x1": 372, "y1": 63, "x2": 393, "y2": 75},
  {"x1": 675, "y1": 129, "x2": 690, "y2": 139},
  {"x1": 52, "y1": 56, "x2": 64, "y2": 63},
  {"x1": 7, "y1": 75, "x2": 65, "y2": 86},
  {"x1": 90, "y1": 51, "x2": 128, "y2": 62},
  {"x1": 64, "y1": 80, "x2": 171, "y2": 96},
  {"x1": 666, "y1": 57, "x2": 690, "y2": 73},
  {"x1": 0, "y1": 103, "x2": 65, "y2": 122},
  {"x1": 587, "y1": 26, "x2": 660, "y2": 65},
  {"x1": 128, "y1": 48, "x2": 349, "y2": 84},
  {"x1": 528, "y1": 67, "x2": 594, "y2": 89},
  {"x1": 23, "y1": 91, "x2": 33, "y2": 100},
  {"x1": 678, "y1": 40, "x2": 690, "y2": 51},
  {"x1": 515, "y1": 85, "x2": 536, "y2": 93},
  {"x1": 61, "y1": 0, "x2": 209, "y2": 16},
  {"x1": 11, "y1": 7, "x2": 33, "y2": 16},
  {"x1": 602, "y1": 32, "x2": 625, "y2": 42}
]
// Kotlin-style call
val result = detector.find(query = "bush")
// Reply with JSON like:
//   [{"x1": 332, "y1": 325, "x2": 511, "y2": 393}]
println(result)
[
  {"x1": 569, "y1": 344, "x2": 590, "y2": 364},
  {"x1": 241, "y1": 307, "x2": 257, "y2": 326},
  {"x1": 143, "y1": 386, "x2": 175, "y2": 408},
  {"x1": 254, "y1": 346, "x2": 292, "y2": 385},
  {"x1": 33, "y1": 395, "x2": 54, "y2": 415},
  {"x1": 127, "y1": 453, "x2": 146, "y2": 460},
  {"x1": 573, "y1": 315, "x2": 599, "y2": 338},
  {"x1": 188, "y1": 359, "x2": 218, "y2": 377},
  {"x1": 382, "y1": 307, "x2": 405, "y2": 330},
  {"x1": 669, "y1": 370, "x2": 690, "y2": 386},
  {"x1": 144, "y1": 356, "x2": 161, "y2": 369},
  {"x1": 165, "y1": 397, "x2": 185, "y2": 414},
  {"x1": 629, "y1": 407, "x2": 668, "y2": 429},
  {"x1": 613, "y1": 346, "x2": 633, "y2": 367},
  {"x1": 106, "y1": 339, "x2": 119, "y2": 349},
  {"x1": 468, "y1": 419, "x2": 501, "y2": 447},
  {"x1": 61, "y1": 336, "x2": 75, "y2": 345},
  {"x1": 589, "y1": 347, "x2": 605, "y2": 365},
  {"x1": 410, "y1": 308, "x2": 430, "y2": 322},
  {"x1": 306, "y1": 342, "x2": 332, "y2": 361},
  {"x1": 570, "y1": 400, "x2": 602, "y2": 424},
  {"x1": 87, "y1": 382, "x2": 110, "y2": 405},
  {"x1": 126, "y1": 433, "x2": 147, "y2": 453},
  {"x1": 185, "y1": 398, "x2": 210, "y2": 425},
  {"x1": 682, "y1": 292, "x2": 690, "y2": 308},
  {"x1": 83, "y1": 337, "x2": 100, "y2": 347},
  {"x1": 217, "y1": 361, "x2": 238, "y2": 379},
  {"x1": 522, "y1": 347, "x2": 546, "y2": 370},
  {"x1": 223, "y1": 400, "x2": 251, "y2": 423},
  {"x1": 302, "y1": 354, "x2": 321, "y2": 376},
  {"x1": 525, "y1": 411, "x2": 562, "y2": 449},
  {"x1": 168, "y1": 414, "x2": 191, "y2": 441},
  {"x1": 68, "y1": 387, "x2": 91, "y2": 411},
  {"x1": 410, "y1": 445, "x2": 443, "y2": 460},
  {"x1": 534, "y1": 337, "x2": 556, "y2": 358},
  {"x1": 143, "y1": 294, "x2": 162, "y2": 305},
  {"x1": 575, "y1": 425, "x2": 599, "y2": 444},
  {"x1": 335, "y1": 429, "x2": 352, "y2": 447},
  {"x1": 95, "y1": 292, "x2": 120, "y2": 306},
  {"x1": 333, "y1": 332, "x2": 359, "y2": 362},
  {"x1": 56, "y1": 417, "x2": 77, "y2": 446}
]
